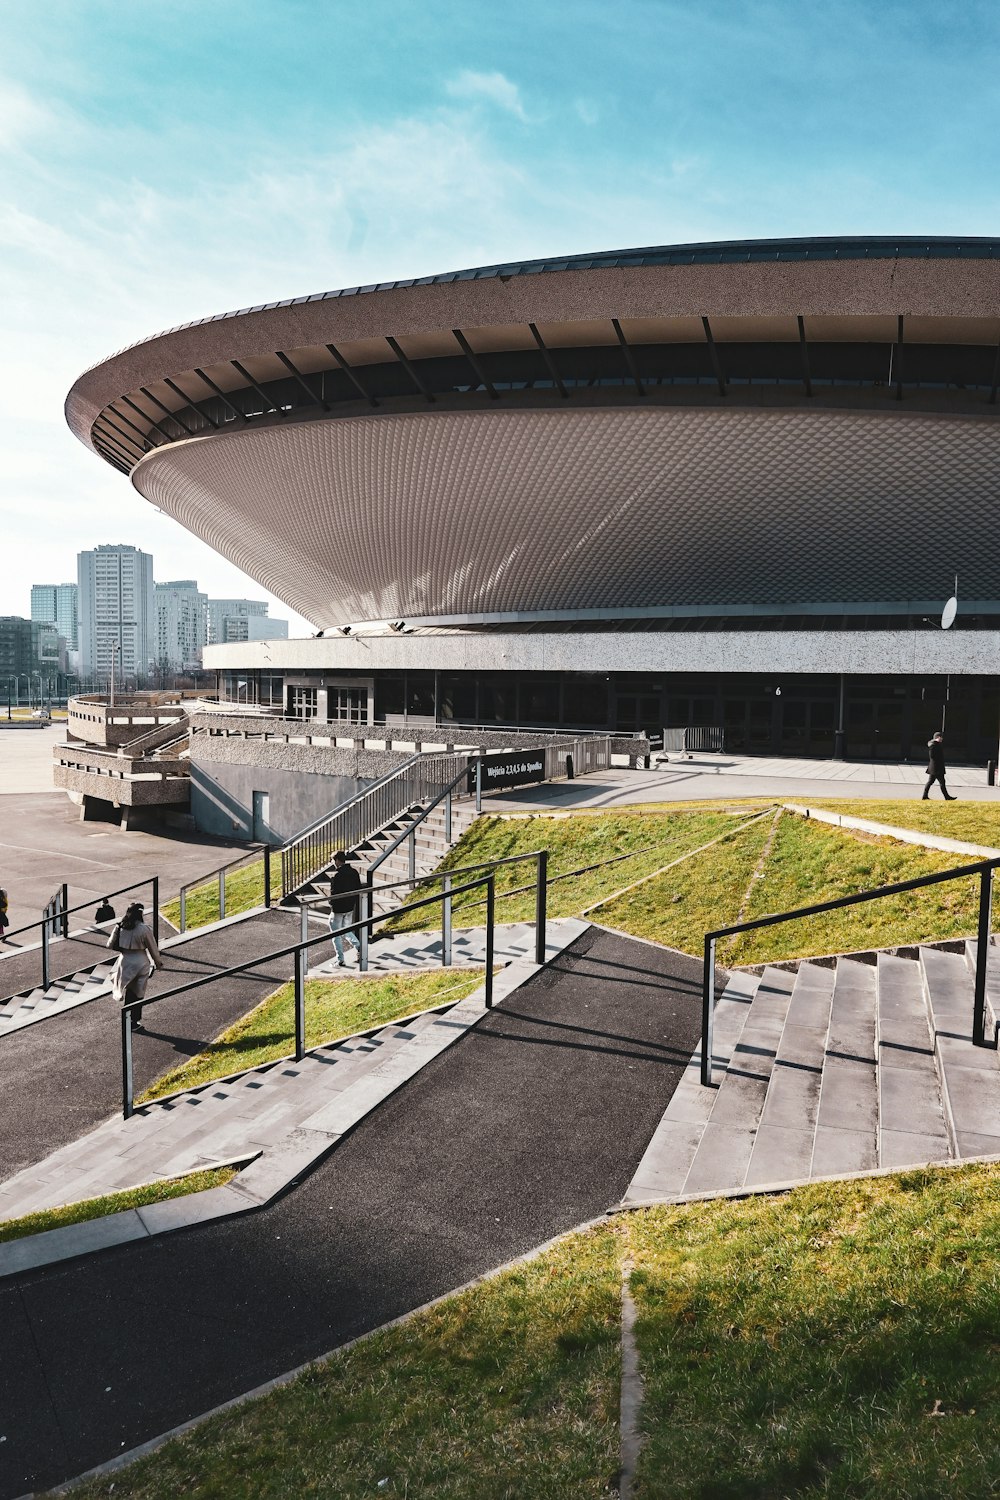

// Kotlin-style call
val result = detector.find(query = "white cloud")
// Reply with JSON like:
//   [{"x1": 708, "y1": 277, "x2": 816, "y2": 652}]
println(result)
[
  {"x1": 0, "y1": 78, "x2": 52, "y2": 150},
  {"x1": 445, "y1": 69, "x2": 529, "y2": 122}
]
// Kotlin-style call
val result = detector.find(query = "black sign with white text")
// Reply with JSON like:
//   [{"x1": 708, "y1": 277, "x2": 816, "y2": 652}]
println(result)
[{"x1": 467, "y1": 749, "x2": 546, "y2": 794}]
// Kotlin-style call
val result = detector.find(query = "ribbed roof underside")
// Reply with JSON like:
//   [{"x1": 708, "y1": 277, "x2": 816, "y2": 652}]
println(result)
[{"x1": 130, "y1": 404, "x2": 1000, "y2": 630}]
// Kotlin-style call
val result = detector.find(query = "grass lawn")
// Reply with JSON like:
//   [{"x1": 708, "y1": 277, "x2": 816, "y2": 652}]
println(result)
[
  {"x1": 626, "y1": 1162, "x2": 1000, "y2": 1498},
  {"x1": 140, "y1": 967, "x2": 490, "y2": 1103},
  {"x1": 597, "y1": 809, "x2": 983, "y2": 965},
  {"x1": 66, "y1": 1162, "x2": 1000, "y2": 1499},
  {"x1": 0, "y1": 1166, "x2": 236, "y2": 1245},
  {"x1": 162, "y1": 855, "x2": 276, "y2": 931},
  {"x1": 385, "y1": 807, "x2": 763, "y2": 934},
  {"x1": 808, "y1": 796, "x2": 1000, "y2": 849}
]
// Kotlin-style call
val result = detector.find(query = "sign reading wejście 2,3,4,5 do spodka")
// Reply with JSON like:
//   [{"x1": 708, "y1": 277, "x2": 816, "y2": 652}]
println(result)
[{"x1": 466, "y1": 750, "x2": 545, "y2": 794}]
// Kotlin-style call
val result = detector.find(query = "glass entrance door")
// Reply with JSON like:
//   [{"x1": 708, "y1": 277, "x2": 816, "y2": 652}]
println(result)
[{"x1": 331, "y1": 686, "x2": 367, "y2": 723}]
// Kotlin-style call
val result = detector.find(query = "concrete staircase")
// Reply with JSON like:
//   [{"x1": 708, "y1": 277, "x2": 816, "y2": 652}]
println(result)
[
  {"x1": 0, "y1": 942, "x2": 116, "y2": 1038},
  {"x1": 625, "y1": 937, "x2": 1000, "y2": 1205},
  {"x1": 289, "y1": 798, "x2": 479, "y2": 919}
]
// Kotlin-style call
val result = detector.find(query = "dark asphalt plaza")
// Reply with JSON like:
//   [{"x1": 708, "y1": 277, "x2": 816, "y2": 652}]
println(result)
[{"x1": 0, "y1": 927, "x2": 705, "y2": 1498}]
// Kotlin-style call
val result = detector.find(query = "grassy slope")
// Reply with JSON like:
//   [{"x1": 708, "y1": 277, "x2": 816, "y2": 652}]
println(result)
[
  {"x1": 162, "y1": 856, "x2": 274, "y2": 932},
  {"x1": 598, "y1": 809, "x2": 981, "y2": 965},
  {"x1": 67, "y1": 1163, "x2": 1000, "y2": 1499},
  {"x1": 385, "y1": 807, "x2": 759, "y2": 933},
  {"x1": 140, "y1": 968, "x2": 489, "y2": 1103},
  {"x1": 0, "y1": 1167, "x2": 236, "y2": 1245}
]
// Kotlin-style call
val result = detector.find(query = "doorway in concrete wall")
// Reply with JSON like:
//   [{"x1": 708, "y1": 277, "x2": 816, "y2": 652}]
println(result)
[{"x1": 252, "y1": 790, "x2": 270, "y2": 843}]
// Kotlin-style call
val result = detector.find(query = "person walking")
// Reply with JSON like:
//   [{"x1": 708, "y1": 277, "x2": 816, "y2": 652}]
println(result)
[
  {"x1": 107, "y1": 902, "x2": 163, "y2": 1027},
  {"x1": 923, "y1": 731, "x2": 956, "y2": 801},
  {"x1": 328, "y1": 850, "x2": 363, "y2": 967},
  {"x1": 0, "y1": 888, "x2": 8, "y2": 943}
]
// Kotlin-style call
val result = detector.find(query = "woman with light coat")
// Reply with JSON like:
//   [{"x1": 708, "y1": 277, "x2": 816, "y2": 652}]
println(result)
[{"x1": 107, "y1": 902, "x2": 163, "y2": 1028}]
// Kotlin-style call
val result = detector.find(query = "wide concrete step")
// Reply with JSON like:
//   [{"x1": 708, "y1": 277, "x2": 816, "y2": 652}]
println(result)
[
  {"x1": 624, "y1": 939, "x2": 990, "y2": 1210},
  {"x1": 0, "y1": 1014, "x2": 443, "y2": 1219},
  {"x1": 876, "y1": 952, "x2": 950, "y2": 1167}
]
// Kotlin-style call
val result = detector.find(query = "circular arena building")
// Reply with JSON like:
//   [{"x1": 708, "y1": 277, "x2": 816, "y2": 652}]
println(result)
[{"x1": 66, "y1": 236, "x2": 1000, "y2": 772}]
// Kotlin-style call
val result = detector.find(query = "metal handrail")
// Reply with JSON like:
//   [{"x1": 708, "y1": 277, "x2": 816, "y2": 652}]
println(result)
[
  {"x1": 367, "y1": 766, "x2": 469, "y2": 882},
  {"x1": 280, "y1": 750, "x2": 470, "y2": 897},
  {"x1": 172, "y1": 753, "x2": 428, "y2": 928},
  {"x1": 2, "y1": 876, "x2": 160, "y2": 994},
  {"x1": 700, "y1": 854, "x2": 1000, "y2": 1086},
  {"x1": 3, "y1": 876, "x2": 160, "y2": 945},
  {"x1": 120, "y1": 872, "x2": 497, "y2": 1118},
  {"x1": 177, "y1": 845, "x2": 272, "y2": 932}
]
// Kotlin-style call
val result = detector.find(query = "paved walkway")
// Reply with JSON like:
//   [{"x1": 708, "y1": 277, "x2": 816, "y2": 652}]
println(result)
[
  {"x1": 0, "y1": 789, "x2": 244, "y2": 939},
  {"x1": 489, "y1": 754, "x2": 997, "y2": 812},
  {"x1": 0, "y1": 927, "x2": 704, "y2": 1499}
]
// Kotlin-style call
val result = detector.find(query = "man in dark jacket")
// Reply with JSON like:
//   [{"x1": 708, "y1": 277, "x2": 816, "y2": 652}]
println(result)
[
  {"x1": 328, "y1": 850, "x2": 363, "y2": 966},
  {"x1": 923, "y1": 731, "x2": 956, "y2": 801}
]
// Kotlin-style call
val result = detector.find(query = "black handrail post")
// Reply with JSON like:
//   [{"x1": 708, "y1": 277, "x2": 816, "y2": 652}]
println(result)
[
  {"x1": 973, "y1": 865, "x2": 993, "y2": 1047},
  {"x1": 445, "y1": 787, "x2": 452, "y2": 843},
  {"x1": 535, "y1": 849, "x2": 548, "y2": 965},
  {"x1": 409, "y1": 825, "x2": 416, "y2": 883},
  {"x1": 294, "y1": 946, "x2": 306, "y2": 1061},
  {"x1": 443, "y1": 873, "x2": 453, "y2": 966},
  {"x1": 359, "y1": 881, "x2": 370, "y2": 973},
  {"x1": 41, "y1": 913, "x2": 50, "y2": 992},
  {"x1": 121, "y1": 1007, "x2": 134, "y2": 1119},
  {"x1": 152, "y1": 876, "x2": 159, "y2": 941},
  {"x1": 701, "y1": 934, "x2": 717, "y2": 1087},
  {"x1": 263, "y1": 844, "x2": 272, "y2": 908},
  {"x1": 485, "y1": 874, "x2": 495, "y2": 1007},
  {"x1": 61, "y1": 882, "x2": 69, "y2": 938}
]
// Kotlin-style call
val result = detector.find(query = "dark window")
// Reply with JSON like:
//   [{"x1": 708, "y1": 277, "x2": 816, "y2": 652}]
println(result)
[
  {"x1": 375, "y1": 675, "x2": 404, "y2": 719},
  {"x1": 565, "y1": 675, "x2": 609, "y2": 727},
  {"x1": 521, "y1": 674, "x2": 559, "y2": 724}
]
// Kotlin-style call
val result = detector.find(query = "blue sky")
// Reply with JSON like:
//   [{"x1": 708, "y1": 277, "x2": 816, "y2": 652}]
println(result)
[{"x1": 3, "y1": 0, "x2": 1000, "y2": 632}]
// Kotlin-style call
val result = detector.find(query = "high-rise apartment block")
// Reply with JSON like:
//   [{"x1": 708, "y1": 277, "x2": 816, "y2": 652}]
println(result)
[
  {"x1": 78, "y1": 545, "x2": 156, "y2": 682},
  {"x1": 155, "y1": 580, "x2": 207, "y2": 672}
]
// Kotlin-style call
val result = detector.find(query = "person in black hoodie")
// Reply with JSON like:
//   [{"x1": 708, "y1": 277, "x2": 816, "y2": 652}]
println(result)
[
  {"x1": 923, "y1": 731, "x2": 956, "y2": 801},
  {"x1": 328, "y1": 850, "x2": 362, "y2": 966}
]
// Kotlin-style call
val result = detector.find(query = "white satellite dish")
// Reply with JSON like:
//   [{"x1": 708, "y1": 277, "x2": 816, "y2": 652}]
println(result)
[{"x1": 941, "y1": 596, "x2": 958, "y2": 630}]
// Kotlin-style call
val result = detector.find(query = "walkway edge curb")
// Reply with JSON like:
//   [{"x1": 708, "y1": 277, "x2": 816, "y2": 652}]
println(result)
[
  {"x1": 616, "y1": 1147, "x2": 1000, "y2": 1211},
  {"x1": 782, "y1": 802, "x2": 1000, "y2": 858}
]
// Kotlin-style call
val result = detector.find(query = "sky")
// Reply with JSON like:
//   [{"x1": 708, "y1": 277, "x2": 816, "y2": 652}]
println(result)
[{"x1": 3, "y1": 0, "x2": 1000, "y2": 637}]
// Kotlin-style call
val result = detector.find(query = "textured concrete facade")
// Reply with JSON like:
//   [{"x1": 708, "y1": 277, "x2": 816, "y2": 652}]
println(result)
[{"x1": 203, "y1": 628, "x2": 1000, "y2": 678}]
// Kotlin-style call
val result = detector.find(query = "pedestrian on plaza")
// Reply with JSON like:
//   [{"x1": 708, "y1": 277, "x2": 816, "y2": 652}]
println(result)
[
  {"x1": 107, "y1": 901, "x2": 163, "y2": 1027},
  {"x1": 328, "y1": 851, "x2": 362, "y2": 967},
  {"x1": 923, "y1": 731, "x2": 956, "y2": 801},
  {"x1": 0, "y1": 888, "x2": 8, "y2": 942}
]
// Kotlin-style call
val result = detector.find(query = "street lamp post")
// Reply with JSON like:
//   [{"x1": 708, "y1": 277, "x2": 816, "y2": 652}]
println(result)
[{"x1": 109, "y1": 639, "x2": 119, "y2": 710}]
